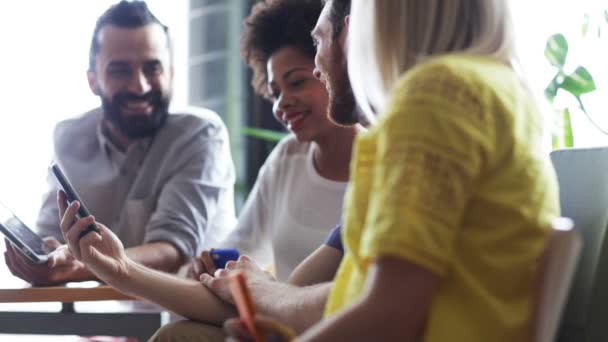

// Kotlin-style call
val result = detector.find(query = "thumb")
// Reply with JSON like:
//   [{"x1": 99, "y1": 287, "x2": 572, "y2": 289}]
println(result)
[
  {"x1": 48, "y1": 245, "x2": 73, "y2": 268},
  {"x1": 42, "y1": 237, "x2": 62, "y2": 251}
]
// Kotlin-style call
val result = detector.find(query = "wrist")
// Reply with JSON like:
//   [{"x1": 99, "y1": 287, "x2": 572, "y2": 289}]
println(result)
[
  {"x1": 116, "y1": 257, "x2": 137, "y2": 283},
  {"x1": 249, "y1": 278, "x2": 279, "y2": 309},
  {"x1": 72, "y1": 260, "x2": 97, "y2": 282},
  {"x1": 90, "y1": 254, "x2": 136, "y2": 289}
]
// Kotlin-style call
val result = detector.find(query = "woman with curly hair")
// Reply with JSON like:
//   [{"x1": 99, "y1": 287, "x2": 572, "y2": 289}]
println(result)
[{"x1": 200, "y1": 0, "x2": 360, "y2": 282}]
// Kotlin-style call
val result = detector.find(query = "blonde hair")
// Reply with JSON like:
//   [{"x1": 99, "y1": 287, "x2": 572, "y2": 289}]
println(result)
[{"x1": 348, "y1": 0, "x2": 518, "y2": 120}]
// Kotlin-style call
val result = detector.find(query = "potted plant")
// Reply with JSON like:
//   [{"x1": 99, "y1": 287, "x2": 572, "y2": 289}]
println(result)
[{"x1": 544, "y1": 33, "x2": 597, "y2": 148}]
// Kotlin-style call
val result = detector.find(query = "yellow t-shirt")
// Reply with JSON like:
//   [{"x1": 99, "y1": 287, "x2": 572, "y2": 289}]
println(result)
[{"x1": 325, "y1": 54, "x2": 560, "y2": 341}]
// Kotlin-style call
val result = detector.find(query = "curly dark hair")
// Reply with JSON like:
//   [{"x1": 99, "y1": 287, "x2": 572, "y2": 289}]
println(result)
[{"x1": 241, "y1": 0, "x2": 323, "y2": 99}]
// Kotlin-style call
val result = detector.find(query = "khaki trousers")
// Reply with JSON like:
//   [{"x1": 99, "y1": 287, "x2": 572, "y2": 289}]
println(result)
[{"x1": 149, "y1": 320, "x2": 225, "y2": 342}]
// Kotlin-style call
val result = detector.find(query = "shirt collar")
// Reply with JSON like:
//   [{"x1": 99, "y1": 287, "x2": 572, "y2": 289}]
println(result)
[{"x1": 96, "y1": 113, "x2": 154, "y2": 161}]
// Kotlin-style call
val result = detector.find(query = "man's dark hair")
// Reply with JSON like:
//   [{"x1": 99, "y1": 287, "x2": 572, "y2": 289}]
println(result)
[
  {"x1": 325, "y1": 0, "x2": 351, "y2": 39},
  {"x1": 241, "y1": 0, "x2": 323, "y2": 99},
  {"x1": 89, "y1": 0, "x2": 170, "y2": 71}
]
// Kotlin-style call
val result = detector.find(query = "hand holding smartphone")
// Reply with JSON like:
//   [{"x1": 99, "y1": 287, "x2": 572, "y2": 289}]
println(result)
[
  {"x1": 0, "y1": 202, "x2": 50, "y2": 264},
  {"x1": 50, "y1": 163, "x2": 99, "y2": 238}
]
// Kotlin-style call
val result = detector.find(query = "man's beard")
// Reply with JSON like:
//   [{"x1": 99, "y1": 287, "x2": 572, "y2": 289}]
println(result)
[
  {"x1": 325, "y1": 44, "x2": 358, "y2": 126},
  {"x1": 101, "y1": 90, "x2": 169, "y2": 139}
]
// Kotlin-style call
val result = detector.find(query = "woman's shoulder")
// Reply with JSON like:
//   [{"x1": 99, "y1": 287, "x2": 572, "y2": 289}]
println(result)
[
  {"x1": 395, "y1": 54, "x2": 513, "y2": 94},
  {"x1": 388, "y1": 54, "x2": 519, "y2": 116}
]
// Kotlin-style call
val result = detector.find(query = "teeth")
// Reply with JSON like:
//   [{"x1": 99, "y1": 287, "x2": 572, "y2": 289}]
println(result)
[
  {"x1": 123, "y1": 101, "x2": 152, "y2": 113},
  {"x1": 126, "y1": 101, "x2": 149, "y2": 109},
  {"x1": 289, "y1": 113, "x2": 305, "y2": 123},
  {"x1": 286, "y1": 113, "x2": 306, "y2": 128}
]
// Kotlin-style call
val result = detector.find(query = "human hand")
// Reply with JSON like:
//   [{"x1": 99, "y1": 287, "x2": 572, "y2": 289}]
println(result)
[
  {"x1": 186, "y1": 250, "x2": 216, "y2": 280},
  {"x1": 58, "y1": 190, "x2": 130, "y2": 284},
  {"x1": 4, "y1": 237, "x2": 90, "y2": 286},
  {"x1": 224, "y1": 316, "x2": 296, "y2": 342},
  {"x1": 199, "y1": 255, "x2": 275, "y2": 304}
]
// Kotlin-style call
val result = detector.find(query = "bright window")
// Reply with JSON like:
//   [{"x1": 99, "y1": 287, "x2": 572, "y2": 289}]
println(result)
[
  {"x1": 511, "y1": 0, "x2": 608, "y2": 148},
  {"x1": 0, "y1": 0, "x2": 187, "y2": 225}
]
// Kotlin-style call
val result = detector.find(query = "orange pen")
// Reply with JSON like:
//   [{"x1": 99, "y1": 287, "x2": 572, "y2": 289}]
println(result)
[{"x1": 229, "y1": 271, "x2": 264, "y2": 342}]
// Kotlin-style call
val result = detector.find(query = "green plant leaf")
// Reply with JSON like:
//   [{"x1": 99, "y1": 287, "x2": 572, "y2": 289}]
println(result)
[
  {"x1": 563, "y1": 108, "x2": 574, "y2": 147},
  {"x1": 552, "y1": 108, "x2": 574, "y2": 149},
  {"x1": 545, "y1": 33, "x2": 569, "y2": 68},
  {"x1": 544, "y1": 75, "x2": 561, "y2": 102},
  {"x1": 242, "y1": 127, "x2": 287, "y2": 143},
  {"x1": 561, "y1": 66, "x2": 597, "y2": 97}
]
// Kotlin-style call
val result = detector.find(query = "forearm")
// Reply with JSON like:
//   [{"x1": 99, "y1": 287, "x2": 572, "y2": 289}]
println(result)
[
  {"x1": 125, "y1": 241, "x2": 184, "y2": 273},
  {"x1": 288, "y1": 246, "x2": 342, "y2": 287},
  {"x1": 297, "y1": 295, "x2": 418, "y2": 342},
  {"x1": 118, "y1": 260, "x2": 236, "y2": 324},
  {"x1": 297, "y1": 257, "x2": 437, "y2": 341},
  {"x1": 252, "y1": 281, "x2": 331, "y2": 333}
]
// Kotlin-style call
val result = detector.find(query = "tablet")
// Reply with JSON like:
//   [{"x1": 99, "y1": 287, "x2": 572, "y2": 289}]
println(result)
[{"x1": 0, "y1": 202, "x2": 49, "y2": 264}]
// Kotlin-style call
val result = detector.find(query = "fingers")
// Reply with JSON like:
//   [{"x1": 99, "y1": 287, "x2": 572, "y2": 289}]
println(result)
[
  {"x1": 226, "y1": 256, "x2": 254, "y2": 271},
  {"x1": 47, "y1": 245, "x2": 73, "y2": 268},
  {"x1": 187, "y1": 257, "x2": 201, "y2": 279},
  {"x1": 225, "y1": 260, "x2": 237, "y2": 270},
  {"x1": 4, "y1": 244, "x2": 27, "y2": 281},
  {"x1": 57, "y1": 190, "x2": 69, "y2": 219},
  {"x1": 59, "y1": 201, "x2": 80, "y2": 238},
  {"x1": 200, "y1": 273, "x2": 218, "y2": 289},
  {"x1": 201, "y1": 250, "x2": 216, "y2": 275},
  {"x1": 42, "y1": 237, "x2": 62, "y2": 251},
  {"x1": 239, "y1": 255, "x2": 252, "y2": 263},
  {"x1": 256, "y1": 317, "x2": 297, "y2": 341},
  {"x1": 214, "y1": 268, "x2": 231, "y2": 278},
  {"x1": 63, "y1": 215, "x2": 96, "y2": 260},
  {"x1": 200, "y1": 273, "x2": 228, "y2": 293},
  {"x1": 224, "y1": 318, "x2": 254, "y2": 342},
  {"x1": 193, "y1": 257, "x2": 202, "y2": 275},
  {"x1": 74, "y1": 224, "x2": 103, "y2": 263},
  {"x1": 224, "y1": 317, "x2": 294, "y2": 342},
  {"x1": 4, "y1": 242, "x2": 58, "y2": 286}
]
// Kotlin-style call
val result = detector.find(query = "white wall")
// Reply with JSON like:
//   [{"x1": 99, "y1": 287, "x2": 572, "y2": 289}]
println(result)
[{"x1": 0, "y1": 0, "x2": 188, "y2": 225}]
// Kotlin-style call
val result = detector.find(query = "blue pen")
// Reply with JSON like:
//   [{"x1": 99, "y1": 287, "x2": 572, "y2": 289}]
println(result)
[{"x1": 210, "y1": 248, "x2": 240, "y2": 268}]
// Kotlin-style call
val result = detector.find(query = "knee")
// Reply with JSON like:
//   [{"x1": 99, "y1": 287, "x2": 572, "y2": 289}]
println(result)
[
  {"x1": 149, "y1": 320, "x2": 225, "y2": 342},
  {"x1": 149, "y1": 321, "x2": 196, "y2": 342}
]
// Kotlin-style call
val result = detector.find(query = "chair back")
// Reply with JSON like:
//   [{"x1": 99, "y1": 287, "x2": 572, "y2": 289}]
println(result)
[
  {"x1": 550, "y1": 147, "x2": 608, "y2": 341},
  {"x1": 531, "y1": 218, "x2": 582, "y2": 342}
]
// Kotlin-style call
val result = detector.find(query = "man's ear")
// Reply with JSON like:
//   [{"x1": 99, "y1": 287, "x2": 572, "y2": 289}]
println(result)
[
  {"x1": 340, "y1": 15, "x2": 350, "y2": 49},
  {"x1": 87, "y1": 70, "x2": 100, "y2": 96}
]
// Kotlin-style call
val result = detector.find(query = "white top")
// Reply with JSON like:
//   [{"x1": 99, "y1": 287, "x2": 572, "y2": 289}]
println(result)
[
  {"x1": 36, "y1": 107, "x2": 237, "y2": 257},
  {"x1": 221, "y1": 135, "x2": 348, "y2": 281}
]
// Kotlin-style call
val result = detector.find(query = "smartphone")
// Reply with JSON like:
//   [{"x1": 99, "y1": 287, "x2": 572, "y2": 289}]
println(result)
[
  {"x1": 210, "y1": 248, "x2": 240, "y2": 268},
  {"x1": 0, "y1": 202, "x2": 50, "y2": 264},
  {"x1": 229, "y1": 271, "x2": 264, "y2": 342},
  {"x1": 50, "y1": 163, "x2": 99, "y2": 238}
]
